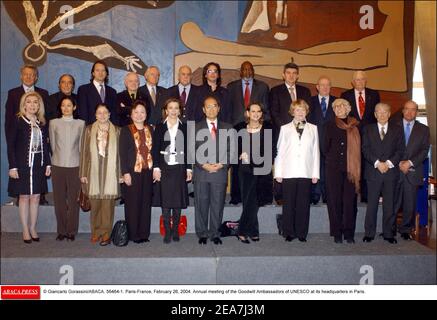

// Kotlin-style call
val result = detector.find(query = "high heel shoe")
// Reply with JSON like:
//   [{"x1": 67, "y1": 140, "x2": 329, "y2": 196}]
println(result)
[
  {"x1": 23, "y1": 238, "x2": 32, "y2": 244},
  {"x1": 236, "y1": 235, "x2": 250, "y2": 244},
  {"x1": 31, "y1": 236, "x2": 40, "y2": 242}
]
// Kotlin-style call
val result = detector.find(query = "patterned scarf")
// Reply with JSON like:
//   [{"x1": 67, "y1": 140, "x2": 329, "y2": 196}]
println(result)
[{"x1": 128, "y1": 124, "x2": 153, "y2": 172}]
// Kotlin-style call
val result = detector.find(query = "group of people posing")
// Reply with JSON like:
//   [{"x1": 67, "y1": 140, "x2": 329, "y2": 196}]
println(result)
[{"x1": 5, "y1": 60, "x2": 430, "y2": 246}]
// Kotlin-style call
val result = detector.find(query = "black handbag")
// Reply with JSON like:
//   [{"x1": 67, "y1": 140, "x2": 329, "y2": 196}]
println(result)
[
  {"x1": 111, "y1": 220, "x2": 129, "y2": 246},
  {"x1": 218, "y1": 220, "x2": 239, "y2": 237}
]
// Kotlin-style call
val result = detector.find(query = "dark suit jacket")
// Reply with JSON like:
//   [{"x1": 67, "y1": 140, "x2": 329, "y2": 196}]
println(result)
[
  {"x1": 197, "y1": 84, "x2": 231, "y2": 124},
  {"x1": 77, "y1": 83, "x2": 117, "y2": 125},
  {"x1": 308, "y1": 95, "x2": 336, "y2": 152},
  {"x1": 192, "y1": 119, "x2": 235, "y2": 184},
  {"x1": 323, "y1": 118, "x2": 349, "y2": 173},
  {"x1": 227, "y1": 79, "x2": 270, "y2": 125},
  {"x1": 4, "y1": 86, "x2": 49, "y2": 139},
  {"x1": 138, "y1": 84, "x2": 167, "y2": 126},
  {"x1": 47, "y1": 92, "x2": 78, "y2": 121},
  {"x1": 166, "y1": 84, "x2": 200, "y2": 123},
  {"x1": 116, "y1": 90, "x2": 147, "y2": 127},
  {"x1": 152, "y1": 121, "x2": 191, "y2": 171},
  {"x1": 269, "y1": 83, "x2": 311, "y2": 128},
  {"x1": 119, "y1": 124, "x2": 154, "y2": 175},
  {"x1": 397, "y1": 120, "x2": 430, "y2": 186},
  {"x1": 7, "y1": 116, "x2": 51, "y2": 170},
  {"x1": 341, "y1": 88, "x2": 380, "y2": 130},
  {"x1": 362, "y1": 123, "x2": 404, "y2": 181}
]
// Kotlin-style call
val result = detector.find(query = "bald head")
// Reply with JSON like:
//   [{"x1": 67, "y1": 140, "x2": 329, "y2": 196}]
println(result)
[
  {"x1": 124, "y1": 72, "x2": 140, "y2": 92},
  {"x1": 178, "y1": 65, "x2": 192, "y2": 86}
]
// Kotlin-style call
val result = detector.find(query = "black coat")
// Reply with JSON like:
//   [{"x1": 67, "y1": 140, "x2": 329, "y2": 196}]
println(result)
[
  {"x1": 138, "y1": 84, "x2": 168, "y2": 126},
  {"x1": 4, "y1": 86, "x2": 49, "y2": 139},
  {"x1": 323, "y1": 118, "x2": 349, "y2": 173},
  {"x1": 227, "y1": 79, "x2": 270, "y2": 125},
  {"x1": 77, "y1": 83, "x2": 118, "y2": 125},
  {"x1": 362, "y1": 123, "x2": 404, "y2": 181},
  {"x1": 340, "y1": 88, "x2": 380, "y2": 130},
  {"x1": 308, "y1": 95, "x2": 336, "y2": 152},
  {"x1": 166, "y1": 84, "x2": 200, "y2": 123},
  {"x1": 197, "y1": 84, "x2": 231, "y2": 124},
  {"x1": 269, "y1": 83, "x2": 311, "y2": 129},
  {"x1": 47, "y1": 92, "x2": 78, "y2": 121},
  {"x1": 116, "y1": 90, "x2": 148, "y2": 127}
]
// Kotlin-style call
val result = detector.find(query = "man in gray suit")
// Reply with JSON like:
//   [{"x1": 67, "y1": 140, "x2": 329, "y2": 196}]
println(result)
[
  {"x1": 227, "y1": 61, "x2": 269, "y2": 204},
  {"x1": 193, "y1": 96, "x2": 235, "y2": 245},
  {"x1": 395, "y1": 100, "x2": 430, "y2": 240}
]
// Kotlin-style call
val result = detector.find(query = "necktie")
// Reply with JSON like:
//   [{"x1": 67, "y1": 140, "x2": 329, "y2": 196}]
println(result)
[
  {"x1": 26, "y1": 87, "x2": 34, "y2": 93},
  {"x1": 130, "y1": 93, "x2": 135, "y2": 101},
  {"x1": 244, "y1": 81, "x2": 250, "y2": 108},
  {"x1": 321, "y1": 97, "x2": 327, "y2": 118},
  {"x1": 289, "y1": 86, "x2": 296, "y2": 101},
  {"x1": 358, "y1": 91, "x2": 365, "y2": 119},
  {"x1": 405, "y1": 122, "x2": 411, "y2": 146},
  {"x1": 380, "y1": 126, "x2": 385, "y2": 141},
  {"x1": 99, "y1": 84, "x2": 105, "y2": 102},
  {"x1": 211, "y1": 122, "x2": 217, "y2": 140},
  {"x1": 150, "y1": 86, "x2": 156, "y2": 105},
  {"x1": 180, "y1": 87, "x2": 187, "y2": 106}
]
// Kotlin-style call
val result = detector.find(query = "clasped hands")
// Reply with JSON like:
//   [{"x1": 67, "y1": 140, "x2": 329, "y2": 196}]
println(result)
[
  {"x1": 399, "y1": 160, "x2": 412, "y2": 175},
  {"x1": 202, "y1": 163, "x2": 224, "y2": 173},
  {"x1": 376, "y1": 161, "x2": 391, "y2": 174}
]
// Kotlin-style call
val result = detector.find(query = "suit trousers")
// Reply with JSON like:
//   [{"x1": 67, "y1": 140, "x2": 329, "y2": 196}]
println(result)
[
  {"x1": 230, "y1": 164, "x2": 241, "y2": 203},
  {"x1": 52, "y1": 166, "x2": 81, "y2": 236},
  {"x1": 325, "y1": 169, "x2": 357, "y2": 239},
  {"x1": 194, "y1": 180, "x2": 227, "y2": 239},
  {"x1": 282, "y1": 178, "x2": 312, "y2": 238},
  {"x1": 395, "y1": 175, "x2": 418, "y2": 233},
  {"x1": 365, "y1": 177, "x2": 397, "y2": 238},
  {"x1": 89, "y1": 199, "x2": 115, "y2": 239},
  {"x1": 122, "y1": 170, "x2": 153, "y2": 241},
  {"x1": 238, "y1": 168, "x2": 259, "y2": 237}
]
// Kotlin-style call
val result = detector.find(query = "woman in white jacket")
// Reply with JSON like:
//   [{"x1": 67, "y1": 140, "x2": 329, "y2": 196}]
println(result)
[{"x1": 274, "y1": 99, "x2": 320, "y2": 242}]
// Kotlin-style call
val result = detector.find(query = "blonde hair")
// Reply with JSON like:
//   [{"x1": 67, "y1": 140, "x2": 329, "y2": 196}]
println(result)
[
  {"x1": 289, "y1": 99, "x2": 309, "y2": 116},
  {"x1": 332, "y1": 98, "x2": 352, "y2": 114},
  {"x1": 18, "y1": 91, "x2": 46, "y2": 125}
]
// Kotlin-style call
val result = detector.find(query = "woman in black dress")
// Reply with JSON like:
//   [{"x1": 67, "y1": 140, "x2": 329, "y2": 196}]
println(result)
[
  {"x1": 153, "y1": 98, "x2": 192, "y2": 243},
  {"x1": 119, "y1": 100, "x2": 154, "y2": 244},
  {"x1": 234, "y1": 102, "x2": 273, "y2": 243},
  {"x1": 7, "y1": 91, "x2": 51, "y2": 244}
]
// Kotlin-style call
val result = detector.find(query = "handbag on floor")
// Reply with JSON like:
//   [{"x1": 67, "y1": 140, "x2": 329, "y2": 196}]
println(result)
[
  {"x1": 218, "y1": 220, "x2": 239, "y2": 237},
  {"x1": 159, "y1": 215, "x2": 187, "y2": 236},
  {"x1": 111, "y1": 220, "x2": 129, "y2": 246}
]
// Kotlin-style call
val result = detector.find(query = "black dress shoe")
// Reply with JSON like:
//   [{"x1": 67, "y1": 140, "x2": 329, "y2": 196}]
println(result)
[
  {"x1": 250, "y1": 236, "x2": 260, "y2": 242},
  {"x1": 39, "y1": 195, "x2": 49, "y2": 205},
  {"x1": 189, "y1": 192, "x2": 195, "y2": 198},
  {"x1": 143, "y1": 238, "x2": 150, "y2": 243},
  {"x1": 198, "y1": 237, "x2": 207, "y2": 245},
  {"x1": 133, "y1": 239, "x2": 143, "y2": 244},
  {"x1": 346, "y1": 238, "x2": 355, "y2": 244},
  {"x1": 236, "y1": 236, "x2": 250, "y2": 244},
  {"x1": 334, "y1": 236, "x2": 343, "y2": 244},
  {"x1": 56, "y1": 234, "x2": 65, "y2": 241},
  {"x1": 401, "y1": 233, "x2": 413, "y2": 241},
  {"x1": 298, "y1": 237, "x2": 307, "y2": 242},
  {"x1": 285, "y1": 236, "x2": 295, "y2": 242},
  {"x1": 362, "y1": 236, "x2": 374, "y2": 243},
  {"x1": 213, "y1": 237, "x2": 222, "y2": 245},
  {"x1": 384, "y1": 237, "x2": 397, "y2": 244},
  {"x1": 66, "y1": 234, "x2": 75, "y2": 241},
  {"x1": 311, "y1": 199, "x2": 319, "y2": 205}
]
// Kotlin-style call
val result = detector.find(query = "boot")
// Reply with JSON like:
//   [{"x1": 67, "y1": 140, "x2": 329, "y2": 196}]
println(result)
[
  {"x1": 172, "y1": 210, "x2": 181, "y2": 242},
  {"x1": 163, "y1": 213, "x2": 172, "y2": 244}
]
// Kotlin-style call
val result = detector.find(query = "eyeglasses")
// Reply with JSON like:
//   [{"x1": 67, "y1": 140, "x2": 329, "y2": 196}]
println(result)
[{"x1": 207, "y1": 69, "x2": 218, "y2": 74}]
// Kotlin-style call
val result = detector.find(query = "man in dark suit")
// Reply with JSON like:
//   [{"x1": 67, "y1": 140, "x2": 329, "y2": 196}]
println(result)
[
  {"x1": 116, "y1": 72, "x2": 147, "y2": 127},
  {"x1": 5, "y1": 65, "x2": 49, "y2": 138},
  {"x1": 395, "y1": 100, "x2": 430, "y2": 240},
  {"x1": 138, "y1": 66, "x2": 167, "y2": 126},
  {"x1": 77, "y1": 60, "x2": 117, "y2": 125},
  {"x1": 362, "y1": 103, "x2": 404, "y2": 244},
  {"x1": 308, "y1": 76, "x2": 336, "y2": 205},
  {"x1": 269, "y1": 62, "x2": 311, "y2": 130},
  {"x1": 166, "y1": 65, "x2": 200, "y2": 123},
  {"x1": 4, "y1": 65, "x2": 50, "y2": 206},
  {"x1": 193, "y1": 96, "x2": 235, "y2": 245},
  {"x1": 47, "y1": 74, "x2": 76, "y2": 121},
  {"x1": 227, "y1": 61, "x2": 270, "y2": 205},
  {"x1": 341, "y1": 70, "x2": 381, "y2": 203}
]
